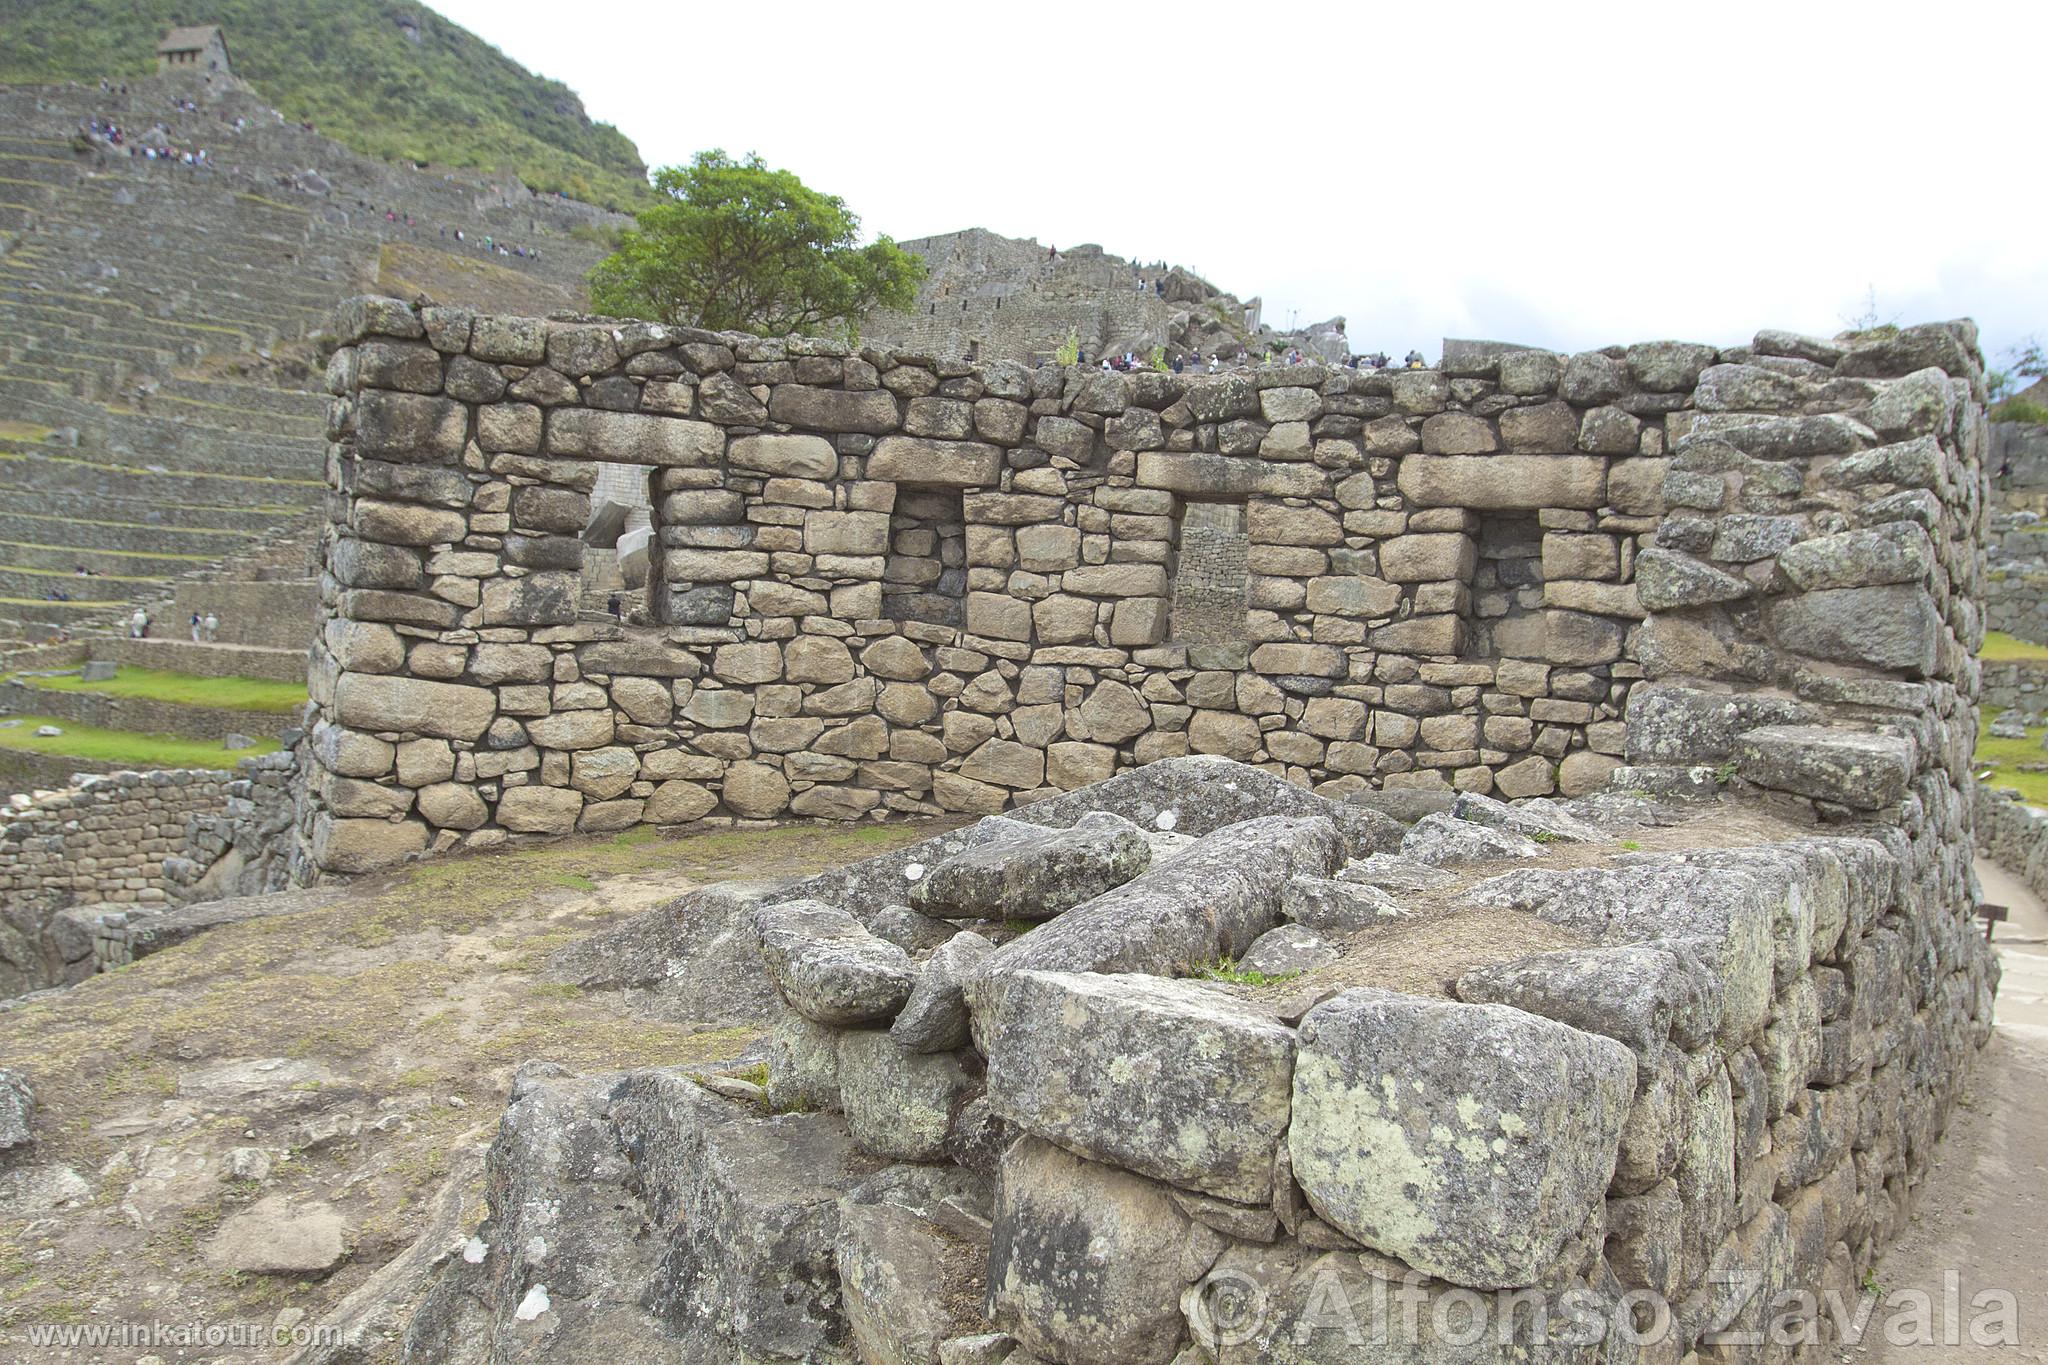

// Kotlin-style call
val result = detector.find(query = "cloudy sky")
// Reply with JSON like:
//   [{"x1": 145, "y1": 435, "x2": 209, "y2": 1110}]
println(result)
[{"x1": 435, "y1": 0, "x2": 2044, "y2": 370}]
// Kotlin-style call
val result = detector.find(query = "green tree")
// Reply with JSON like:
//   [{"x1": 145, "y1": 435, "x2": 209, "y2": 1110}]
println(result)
[{"x1": 589, "y1": 151, "x2": 924, "y2": 337}]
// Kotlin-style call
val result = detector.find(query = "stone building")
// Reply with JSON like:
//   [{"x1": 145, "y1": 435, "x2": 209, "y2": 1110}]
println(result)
[
  {"x1": 155, "y1": 25, "x2": 232, "y2": 77},
  {"x1": 298, "y1": 298, "x2": 1988, "y2": 879}
]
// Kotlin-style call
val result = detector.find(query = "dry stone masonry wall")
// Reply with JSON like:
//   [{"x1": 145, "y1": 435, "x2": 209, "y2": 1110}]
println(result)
[
  {"x1": 0, "y1": 750, "x2": 299, "y2": 996},
  {"x1": 301, "y1": 301, "x2": 1988, "y2": 878},
  {"x1": 406, "y1": 754, "x2": 1999, "y2": 1363}
]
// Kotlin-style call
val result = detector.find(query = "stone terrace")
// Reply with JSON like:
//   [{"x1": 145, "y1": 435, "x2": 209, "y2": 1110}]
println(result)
[
  {"x1": 0, "y1": 75, "x2": 618, "y2": 647},
  {"x1": 301, "y1": 298, "x2": 1987, "y2": 877}
]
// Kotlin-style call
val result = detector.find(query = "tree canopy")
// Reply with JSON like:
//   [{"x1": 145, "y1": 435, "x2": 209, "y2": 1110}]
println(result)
[{"x1": 588, "y1": 151, "x2": 924, "y2": 338}]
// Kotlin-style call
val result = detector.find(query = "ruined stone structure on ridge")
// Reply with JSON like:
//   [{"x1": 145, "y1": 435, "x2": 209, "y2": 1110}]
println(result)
[
  {"x1": 860, "y1": 227, "x2": 1345, "y2": 368},
  {"x1": 301, "y1": 298, "x2": 1986, "y2": 882},
  {"x1": 155, "y1": 25, "x2": 232, "y2": 77}
]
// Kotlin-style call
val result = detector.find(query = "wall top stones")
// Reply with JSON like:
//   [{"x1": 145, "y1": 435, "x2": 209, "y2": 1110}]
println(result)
[{"x1": 302, "y1": 298, "x2": 1987, "y2": 874}]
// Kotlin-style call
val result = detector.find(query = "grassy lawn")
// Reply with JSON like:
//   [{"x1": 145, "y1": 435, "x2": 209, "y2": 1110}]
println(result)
[
  {"x1": 1978, "y1": 631, "x2": 2048, "y2": 664},
  {"x1": 9, "y1": 665, "x2": 308, "y2": 714},
  {"x1": 1977, "y1": 708, "x2": 2048, "y2": 807},
  {"x1": 0, "y1": 714, "x2": 278, "y2": 768}
]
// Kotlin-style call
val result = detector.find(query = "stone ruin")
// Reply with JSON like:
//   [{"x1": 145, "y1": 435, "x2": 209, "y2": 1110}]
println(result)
[
  {"x1": 281, "y1": 304, "x2": 2006, "y2": 1360},
  {"x1": 300, "y1": 300, "x2": 1988, "y2": 880},
  {"x1": 399, "y1": 756, "x2": 1997, "y2": 1363}
]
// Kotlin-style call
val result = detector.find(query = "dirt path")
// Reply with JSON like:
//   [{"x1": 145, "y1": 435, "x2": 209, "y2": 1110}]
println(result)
[{"x1": 1838, "y1": 859, "x2": 2048, "y2": 1361}]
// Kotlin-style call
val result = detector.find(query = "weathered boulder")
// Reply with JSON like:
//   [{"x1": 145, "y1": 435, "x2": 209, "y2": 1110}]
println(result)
[
  {"x1": 1466, "y1": 854, "x2": 1779, "y2": 1047},
  {"x1": 1290, "y1": 990, "x2": 1636, "y2": 1289},
  {"x1": 547, "y1": 882, "x2": 782, "y2": 1027},
  {"x1": 1239, "y1": 924, "x2": 1338, "y2": 977},
  {"x1": 891, "y1": 931, "x2": 997, "y2": 1053},
  {"x1": 1455, "y1": 944, "x2": 1694, "y2": 1057},
  {"x1": 1398, "y1": 811, "x2": 1543, "y2": 866},
  {"x1": 984, "y1": 971, "x2": 1296, "y2": 1201},
  {"x1": 756, "y1": 900, "x2": 915, "y2": 1025},
  {"x1": 1733, "y1": 725, "x2": 1915, "y2": 811},
  {"x1": 838, "y1": 1031, "x2": 983, "y2": 1162},
  {"x1": 965, "y1": 814, "x2": 1345, "y2": 1024},
  {"x1": 0, "y1": 1069, "x2": 34, "y2": 1149},
  {"x1": 986, "y1": 1137, "x2": 1203, "y2": 1365},
  {"x1": 837, "y1": 1196, "x2": 986, "y2": 1365},
  {"x1": 910, "y1": 811, "x2": 1153, "y2": 920},
  {"x1": 1337, "y1": 852, "x2": 1454, "y2": 895},
  {"x1": 1279, "y1": 876, "x2": 1402, "y2": 934}
]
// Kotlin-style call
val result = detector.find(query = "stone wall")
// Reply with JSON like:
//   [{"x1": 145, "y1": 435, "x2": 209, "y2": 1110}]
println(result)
[
  {"x1": 0, "y1": 749, "x2": 300, "y2": 997},
  {"x1": 300, "y1": 300, "x2": 1986, "y2": 877},
  {"x1": 1974, "y1": 784, "x2": 2048, "y2": 905},
  {"x1": 407, "y1": 753, "x2": 1999, "y2": 1363}
]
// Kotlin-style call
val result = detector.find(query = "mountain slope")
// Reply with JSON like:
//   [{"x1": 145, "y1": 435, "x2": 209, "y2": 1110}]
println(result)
[{"x1": 0, "y1": 0, "x2": 648, "y2": 208}]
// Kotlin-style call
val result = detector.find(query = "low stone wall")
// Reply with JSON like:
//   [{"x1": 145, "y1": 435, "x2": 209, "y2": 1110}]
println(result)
[
  {"x1": 404, "y1": 760, "x2": 1997, "y2": 1363},
  {"x1": 0, "y1": 747, "x2": 117, "y2": 793},
  {"x1": 86, "y1": 636, "x2": 311, "y2": 683},
  {"x1": 299, "y1": 300, "x2": 1988, "y2": 876},
  {"x1": 1973, "y1": 785, "x2": 2048, "y2": 905},
  {"x1": 0, "y1": 749, "x2": 300, "y2": 997},
  {"x1": 1980, "y1": 658, "x2": 2048, "y2": 714}
]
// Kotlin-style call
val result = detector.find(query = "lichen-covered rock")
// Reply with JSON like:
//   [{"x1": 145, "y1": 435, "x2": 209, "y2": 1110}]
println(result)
[
  {"x1": 1336, "y1": 852, "x2": 1454, "y2": 895},
  {"x1": 839, "y1": 1030, "x2": 983, "y2": 1163},
  {"x1": 1289, "y1": 989, "x2": 1636, "y2": 1289},
  {"x1": 1194, "y1": 1237, "x2": 1634, "y2": 1363},
  {"x1": 891, "y1": 930, "x2": 996, "y2": 1053},
  {"x1": 984, "y1": 971, "x2": 1296, "y2": 1202},
  {"x1": 755, "y1": 900, "x2": 915, "y2": 1025},
  {"x1": 1279, "y1": 876, "x2": 1403, "y2": 934},
  {"x1": 765, "y1": 1007, "x2": 845, "y2": 1114},
  {"x1": 837, "y1": 1196, "x2": 986, "y2": 1365},
  {"x1": 986, "y1": 1137, "x2": 1206, "y2": 1365},
  {"x1": 965, "y1": 815, "x2": 1345, "y2": 1026},
  {"x1": 0, "y1": 1069, "x2": 33, "y2": 1149},
  {"x1": 1733, "y1": 725, "x2": 1915, "y2": 811},
  {"x1": 1239, "y1": 924, "x2": 1337, "y2": 977},
  {"x1": 1454, "y1": 944, "x2": 1696, "y2": 1058},
  {"x1": 1398, "y1": 811, "x2": 1543, "y2": 866},
  {"x1": 910, "y1": 811, "x2": 1153, "y2": 920}
]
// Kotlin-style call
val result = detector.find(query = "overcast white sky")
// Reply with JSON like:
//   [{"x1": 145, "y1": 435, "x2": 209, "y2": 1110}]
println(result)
[{"x1": 434, "y1": 0, "x2": 2045, "y2": 367}]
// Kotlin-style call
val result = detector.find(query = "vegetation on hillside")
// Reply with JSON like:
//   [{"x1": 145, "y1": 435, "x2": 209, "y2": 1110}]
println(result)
[
  {"x1": 589, "y1": 151, "x2": 924, "y2": 338},
  {"x1": 0, "y1": 0, "x2": 649, "y2": 209}
]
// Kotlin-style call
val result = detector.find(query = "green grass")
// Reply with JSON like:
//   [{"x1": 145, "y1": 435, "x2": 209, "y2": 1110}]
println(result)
[
  {"x1": 1197, "y1": 958, "x2": 1302, "y2": 988},
  {"x1": 0, "y1": 714, "x2": 276, "y2": 768},
  {"x1": 0, "y1": 0, "x2": 649, "y2": 210},
  {"x1": 1979, "y1": 631, "x2": 2048, "y2": 664},
  {"x1": 1976, "y1": 708, "x2": 2048, "y2": 807},
  {"x1": 8, "y1": 665, "x2": 307, "y2": 714}
]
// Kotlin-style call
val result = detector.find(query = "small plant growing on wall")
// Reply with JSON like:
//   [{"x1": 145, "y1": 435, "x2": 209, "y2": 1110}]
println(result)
[{"x1": 1056, "y1": 328, "x2": 1080, "y2": 367}]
